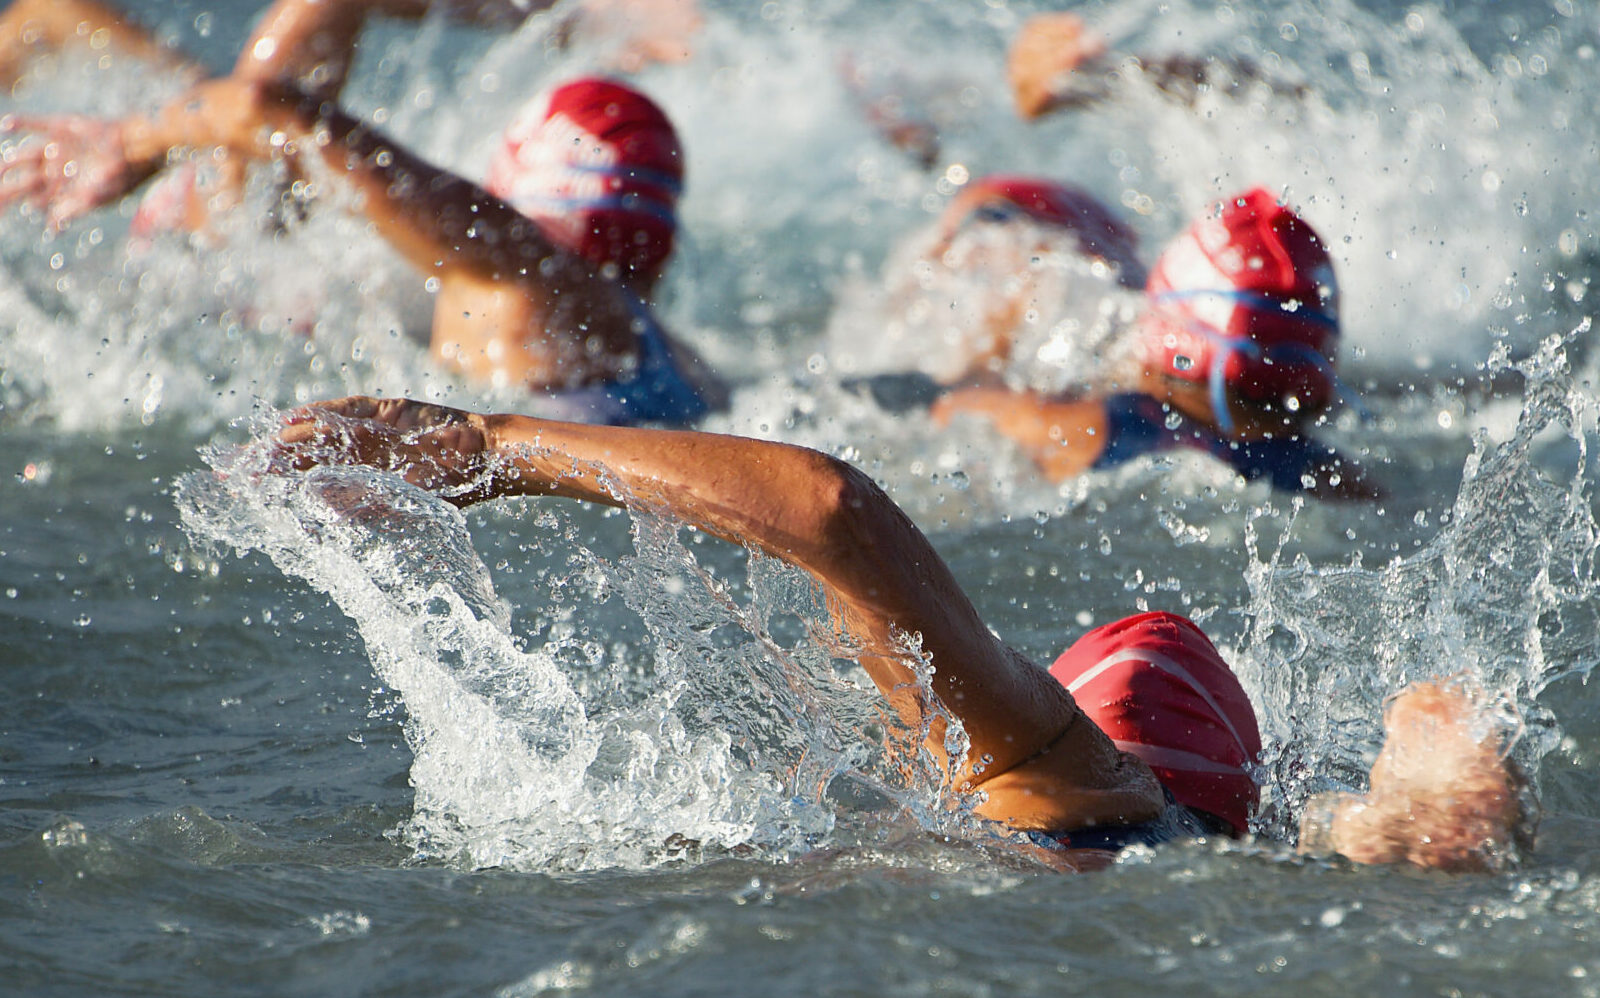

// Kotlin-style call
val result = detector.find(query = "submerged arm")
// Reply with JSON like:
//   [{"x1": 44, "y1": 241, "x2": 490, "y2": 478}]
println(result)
[
  {"x1": 932, "y1": 388, "x2": 1110, "y2": 483},
  {"x1": 278, "y1": 396, "x2": 1164, "y2": 832}
]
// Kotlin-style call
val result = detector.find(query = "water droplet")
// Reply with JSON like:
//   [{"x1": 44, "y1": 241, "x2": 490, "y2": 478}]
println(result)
[{"x1": 42, "y1": 820, "x2": 88, "y2": 849}]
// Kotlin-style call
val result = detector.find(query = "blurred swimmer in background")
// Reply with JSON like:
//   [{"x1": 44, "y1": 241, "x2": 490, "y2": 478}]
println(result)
[
  {"x1": 0, "y1": 1, "x2": 723, "y2": 424},
  {"x1": 856, "y1": 178, "x2": 1381, "y2": 500},
  {"x1": 847, "y1": 9, "x2": 1309, "y2": 171}
]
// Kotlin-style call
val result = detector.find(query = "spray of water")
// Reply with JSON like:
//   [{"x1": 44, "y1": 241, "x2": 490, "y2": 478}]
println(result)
[
  {"x1": 174, "y1": 410, "x2": 971, "y2": 871},
  {"x1": 1239, "y1": 322, "x2": 1600, "y2": 839}
]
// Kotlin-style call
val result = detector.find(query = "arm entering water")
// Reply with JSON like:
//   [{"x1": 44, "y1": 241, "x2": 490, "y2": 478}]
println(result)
[{"x1": 275, "y1": 395, "x2": 1167, "y2": 835}]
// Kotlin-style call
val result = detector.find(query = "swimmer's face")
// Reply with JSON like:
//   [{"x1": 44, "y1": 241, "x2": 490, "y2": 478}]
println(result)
[
  {"x1": 1223, "y1": 389, "x2": 1326, "y2": 440},
  {"x1": 1156, "y1": 374, "x2": 1326, "y2": 441}
]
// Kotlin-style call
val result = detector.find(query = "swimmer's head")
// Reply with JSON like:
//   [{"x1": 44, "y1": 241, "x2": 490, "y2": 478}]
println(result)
[
  {"x1": 1051, "y1": 612, "x2": 1262, "y2": 837},
  {"x1": 485, "y1": 77, "x2": 683, "y2": 288},
  {"x1": 942, "y1": 175, "x2": 1145, "y2": 286},
  {"x1": 1142, "y1": 188, "x2": 1340, "y2": 434}
]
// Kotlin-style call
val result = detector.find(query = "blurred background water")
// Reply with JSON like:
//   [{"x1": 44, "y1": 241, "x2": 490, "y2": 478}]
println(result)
[{"x1": 5, "y1": 0, "x2": 1600, "y2": 995}]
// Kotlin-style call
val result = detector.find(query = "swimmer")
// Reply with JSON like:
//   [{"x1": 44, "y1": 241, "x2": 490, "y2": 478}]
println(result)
[
  {"x1": 0, "y1": 69, "x2": 725, "y2": 425},
  {"x1": 1007, "y1": 11, "x2": 1308, "y2": 121},
  {"x1": 0, "y1": 0, "x2": 701, "y2": 238},
  {"x1": 269, "y1": 394, "x2": 1532, "y2": 872},
  {"x1": 912, "y1": 181, "x2": 1381, "y2": 500}
]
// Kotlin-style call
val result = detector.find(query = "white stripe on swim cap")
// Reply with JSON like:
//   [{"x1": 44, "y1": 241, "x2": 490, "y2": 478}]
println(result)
[
  {"x1": 1108, "y1": 740, "x2": 1247, "y2": 777},
  {"x1": 1065, "y1": 647, "x2": 1251, "y2": 754}
]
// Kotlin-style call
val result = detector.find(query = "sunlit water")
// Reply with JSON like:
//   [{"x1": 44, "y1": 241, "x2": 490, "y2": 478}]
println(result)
[{"x1": 6, "y1": 1, "x2": 1600, "y2": 995}]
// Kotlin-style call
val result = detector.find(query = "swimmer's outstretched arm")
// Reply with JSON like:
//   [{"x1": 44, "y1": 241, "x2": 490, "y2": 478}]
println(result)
[
  {"x1": 63, "y1": 76, "x2": 598, "y2": 301},
  {"x1": 277, "y1": 396, "x2": 1165, "y2": 834},
  {"x1": 0, "y1": 73, "x2": 634, "y2": 380}
]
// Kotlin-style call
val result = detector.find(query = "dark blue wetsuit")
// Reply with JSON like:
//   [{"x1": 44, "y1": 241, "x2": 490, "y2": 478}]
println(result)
[
  {"x1": 531, "y1": 297, "x2": 720, "y2": 427},
  {"x1": 1092, "y1": 393, "x2": 1351, "y2": 492},
  {"x1": 1028, "y1": 789, "x2": 1222, "y2": 853}
]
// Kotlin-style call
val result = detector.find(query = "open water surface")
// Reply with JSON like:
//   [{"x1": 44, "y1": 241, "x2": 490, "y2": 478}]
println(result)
[{"x1": 5, "y1": 0, "x2": 1600, "y2": 994}]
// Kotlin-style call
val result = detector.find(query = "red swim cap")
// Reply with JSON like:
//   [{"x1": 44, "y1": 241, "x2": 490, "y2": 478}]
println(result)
[
  {"x1": 1143, "y1": 188, "x2": 1339, "y2": 412},
  {"x1": 945, "y1": 174, "x2": 1145, "y2": 285},
  {"x1": 1050, "y1": 612, "x2": 1262, "y2": 836},
  {"x1": 485, "y1": 77, "x2": 683, "y2": 286}
]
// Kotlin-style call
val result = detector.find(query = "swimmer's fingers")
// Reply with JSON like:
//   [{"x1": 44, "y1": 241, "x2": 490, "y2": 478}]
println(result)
[
  {"x1": 284, "y1": 396, "x2": 480, "y2": 440},
  {"x1": 0, "y1": 125, "x2": 60, "y2": 213},
  {"x1": 0, "y1": 114, "x2": 135, "y2": 229},
  {"x1": 276, "y1": 397, "x2": 494, "y2": 502},
  {"x1": 0, "y1": 155, "x2": 52, "y2": 212}
]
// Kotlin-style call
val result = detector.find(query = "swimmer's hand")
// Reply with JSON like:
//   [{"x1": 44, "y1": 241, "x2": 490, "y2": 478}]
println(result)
[
  {"x1": 1298, "y1": 680, "x2": 1536, "y2": 873},
  {"x1": 276, "y1": 396, "x2": 498, "y2": 507},
  {"x1": 1008, "y1": 13, "x2": 1111, "y2": 120},
  {"x1": 0, "y1": 113, "x2": 151, "y2": 230}
]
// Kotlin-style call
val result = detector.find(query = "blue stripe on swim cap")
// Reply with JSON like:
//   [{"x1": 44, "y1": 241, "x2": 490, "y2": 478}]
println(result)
[
  {"x1": 564, "y1": 161, "x2": 684, "y2": 196},
  {"x1": 1152, "y1": 288, "x2": 1338, "y2": 331},
  {"x1": 510, "y1": 192, "x2": 679, "y2": 227}
]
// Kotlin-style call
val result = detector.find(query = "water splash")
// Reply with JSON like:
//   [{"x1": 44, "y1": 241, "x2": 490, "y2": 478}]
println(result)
[
  {"x1": 5, "y1": 0, "x2": 1595, "y2": 433},
  {"x1": 1239, "y1": 323, "x2": 1600, "y2": 838},
  {"x1": 174, "y1": 410, "x2": 966, "y2": 870}
]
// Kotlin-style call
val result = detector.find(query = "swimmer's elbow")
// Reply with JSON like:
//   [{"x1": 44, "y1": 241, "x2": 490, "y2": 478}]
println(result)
[{"x1": 785, "y1": 451, "x2": 897, "y2": 563}]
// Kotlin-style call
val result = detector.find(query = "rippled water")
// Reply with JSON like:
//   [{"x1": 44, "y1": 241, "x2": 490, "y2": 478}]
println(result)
[{"x1": 5, "y1": 0, "x2": 1600, "y2": 995}]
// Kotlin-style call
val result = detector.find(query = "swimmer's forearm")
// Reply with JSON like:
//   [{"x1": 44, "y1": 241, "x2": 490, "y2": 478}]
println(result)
[
  {"x1": 480, "y1": 415, "x2": 850, "y2": 556},
  {"x1": 117, "y1": 78, "x2": 295, "y2": 171}
]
